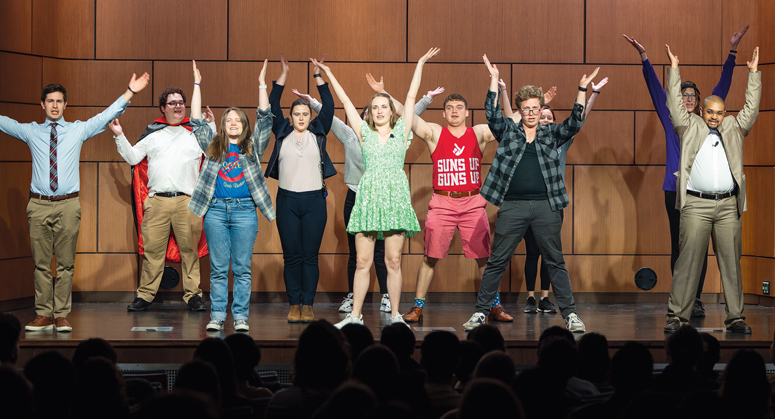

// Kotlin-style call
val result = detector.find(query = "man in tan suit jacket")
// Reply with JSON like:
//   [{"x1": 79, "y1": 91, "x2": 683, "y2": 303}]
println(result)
[{"x1": 664, "y1": 45, "x2": 761, "y2": 333}]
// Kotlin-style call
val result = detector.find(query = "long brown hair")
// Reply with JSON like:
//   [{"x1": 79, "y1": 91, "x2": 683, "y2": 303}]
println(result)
[
  {"x1": 206, "y1": 107, "x2": 253, "y2": 163},
  {"x1": 363, "y1": 93, "x2": 398, "y2": 131}
]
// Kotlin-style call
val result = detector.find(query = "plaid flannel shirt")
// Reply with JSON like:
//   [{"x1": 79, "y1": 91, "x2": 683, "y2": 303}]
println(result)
[
  {"x1": 481, "y1": 90, "x2": 585, "y2": 211},
  {"x1": 188, "y1": 107, "x2": 276, "y2": 221}
]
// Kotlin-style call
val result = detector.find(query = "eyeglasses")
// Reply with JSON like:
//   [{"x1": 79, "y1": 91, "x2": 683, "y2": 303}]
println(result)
[
  {"x1": 166, "y1": 101, "x2": 185, "y2": 108},
  {"x1": 681, "y1": 94, "x2": 697, "y2": 101},
  {"x1": 520, "y1": 108, "x2": 541, "y2": 115}
]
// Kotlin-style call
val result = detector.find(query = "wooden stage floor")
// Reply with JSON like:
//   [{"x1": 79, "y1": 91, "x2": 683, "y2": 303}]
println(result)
[{"x1": 12, "y1": 301, "x2": 775, "y2": 366}]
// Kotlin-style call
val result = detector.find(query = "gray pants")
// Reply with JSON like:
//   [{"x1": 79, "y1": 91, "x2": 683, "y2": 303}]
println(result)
[{"x1": 476, "y1": 200, "x2": 576, "y2": 318}]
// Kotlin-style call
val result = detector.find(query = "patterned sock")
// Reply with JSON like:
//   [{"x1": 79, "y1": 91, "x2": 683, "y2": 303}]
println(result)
[
  {"x1": 414, "y1": 298, "x2": 425, "y2": 308},
  {"x1": 491, "y1": 292, "x2": 501, "y2": 308}
]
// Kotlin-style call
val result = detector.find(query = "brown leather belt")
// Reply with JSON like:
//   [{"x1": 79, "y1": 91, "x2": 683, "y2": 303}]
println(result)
[
  {"x1": 29, "y1": 191, "x2": 79, "y2": 202},
  {"x1": 433, "y1": 188, "x2": 481, "y2": 198}
]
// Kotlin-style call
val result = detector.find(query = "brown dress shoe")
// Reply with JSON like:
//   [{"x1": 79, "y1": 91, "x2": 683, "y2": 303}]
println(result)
[
  {"x1": 488, "y1": 305, "x2": 514, "y2": 322},
  {"x1": 55, "y1": 317, "x2": 72, "y2": 332},
  {"x1": 287, "y1": 305, "x2": 301, "y2": 323},
  {"x1": 300, "y1": 305, "x2": 314, "y2": 323},
  {"x1": 403, "y1": 306, "x2": 423, "y2": 322},
  {"x1": 664, "y1": 318, "x2": 682, "y2": 333},
  {"x1": 726, "y1": 320, "x2": 752, "y2": 334},
  {"x1": 25, "y1": 316, "x2": 54, "y2": 331}
]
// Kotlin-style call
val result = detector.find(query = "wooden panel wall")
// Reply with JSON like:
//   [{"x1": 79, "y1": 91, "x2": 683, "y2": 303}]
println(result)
[{"x1": 0, "y1": 0, "x2": 773, "y2": 302}]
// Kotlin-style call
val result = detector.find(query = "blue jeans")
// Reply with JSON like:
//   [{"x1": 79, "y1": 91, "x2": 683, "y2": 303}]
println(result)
[{"x1": 203, "y1": 197, "x2": 258, "y2": 321}]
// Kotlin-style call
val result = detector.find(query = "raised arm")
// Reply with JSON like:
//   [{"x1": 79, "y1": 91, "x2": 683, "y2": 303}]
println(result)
[
  {"x1": 269, "y1": 53, "x2": 290, "y2": 134},
  {"x1": 81, "y1": 72, "x2": 150, "y2": 141},
  {"x1": 624, "y1": 34, "x2": 673, "y2": 133},
  {"x1": 575, "y1": 67, "x2": 599, "y2": 114},
  {"x1": 712, "y1": 25, "x2": 748, "y2": 99},
  {"x1": 404, "y1": 47, "x2": 441, "y2": 145},
  {"x1": 498, "y1": 79, "x2": 513, "y2": 118},
  {"x1": 108, "y1": 119, "x2": 149, "y2": 165},
  {"x1": 664, "y1": 45, "x2": 692, "y2": 130},
  {"x1": 313, "y1": 59, "x2": 365, "y2": 144},
  {"x1": 365, "y1": 73, "x2": 407, "y2": 116},
  {"x1": 191, "y1": 61, "x2": 203, "y2": 120},
  {"x1": 483, "y1": 54, "x2": 508, "y2": 141},
  {"x1": 252, "y1": 59, "x2": 273, "y2": 159},
  {"x1": 585, "y1": 77, "x2": 608, "y2": 119},
  {"x1": 736, "y1": 47, "x2": 761, "y2": 134}
]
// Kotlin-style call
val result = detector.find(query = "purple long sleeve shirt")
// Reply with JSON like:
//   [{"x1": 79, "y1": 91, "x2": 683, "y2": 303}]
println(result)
[{"x1": 642, "y1": 54, "x2": 736, "y2": 191}]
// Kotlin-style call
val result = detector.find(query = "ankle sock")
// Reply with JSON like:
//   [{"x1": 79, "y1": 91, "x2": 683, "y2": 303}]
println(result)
[
  {"x1": 491, "y1": 292, "x2": 501, "y2": 308},
  {"x1": 414, "y1": 298, "x2": 425, "y2": 308}
]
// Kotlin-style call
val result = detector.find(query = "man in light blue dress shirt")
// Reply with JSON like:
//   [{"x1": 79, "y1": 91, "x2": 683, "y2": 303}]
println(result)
[{"x1": 0, "y1": 72, "x2": 150, "y2": 332}]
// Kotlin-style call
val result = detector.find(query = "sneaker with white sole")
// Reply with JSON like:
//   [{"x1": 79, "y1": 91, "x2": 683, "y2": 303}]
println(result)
[
  {"x1": 335, "y1": 313, "x2": 363, "y2": 329},
  {"x1": 565, "y1": 313, "x2": 586, "y2": 332},
  {"x1": 380, "y1": 294, "x2": 392, "y2": 312},
  {"x1": 234, "y1": 319, "x2": 249, "y2": 332},
  {"x1": 463, "y1": 313, "x2": 486, "y2": 331},
  {"x1": 339, "y1": 293, "x2": 354, "y2": 313},
  {"x1": 390, "y1": 313, "x2": 410, "y2": 328},
  {"x1": 206, "y1": 319, "x2": 224, "y2": 331}
]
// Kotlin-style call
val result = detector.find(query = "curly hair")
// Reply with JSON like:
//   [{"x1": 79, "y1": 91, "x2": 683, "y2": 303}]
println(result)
[
  {"x1": 514, "y1": 85, "x2": 544, "y2": 109},
  {"x1": 158, "y1": 87, "x2": 186, "y2": 113}
]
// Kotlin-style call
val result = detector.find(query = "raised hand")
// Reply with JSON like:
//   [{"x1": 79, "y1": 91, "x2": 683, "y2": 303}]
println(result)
[
  {"x1": 291, "y1": 89, "x2": 314, "y2": 103},
  {"x1": 192, "y1": 60, "x2": 201, "y2": 84},
  {"x1": 310, "y1": 58, "x2": 329, "y2": 73},
  {"x1": 313, "y1": 54, "x2": 327, "y2": 74},
  {"x1": 747, "y1": 46, "x2": 759, "y2": 72},
  {"x1": 591, "y1": 77, "x2": 609, "y2": 92},
  {"x1": 128, "y1": 72, "x2": 150, "y2": 93},
  {"x1": 279, "y1": 52, "x2": 290, "y2": 75},
  {"x1": 731, "y1": 25, "x2": 749, "y2": 51},
  {"x1": 483, "y1": 54, "x2": 499, "y2": 79},
  {"x1": 579, "y1": 67, "x2": 600, "y2": 88},
  {"x1": 258, "y1": 59, "x2": 268, "y2": 85},
  {"x1": 365, "y1": 73, "x2": 385, "y2": 93},
  {"x1": 427, "y1": 87, "x2": 445, "y2": 98},
  {"x1": 419, "y1": 47, "x2": 441, "y2": 64},
  {"x1": 622, "y1": 34, "x2": 646, "y2": 54},
  {"x1": 665, "y1": 44, "x2": 679, "y2": 68},
  {"x1": 109, "y1": 119, "x2": 123, "y2": 136},
  {"x1": 498, "y1": 79, "x2": 507, "y2": 91},
  {"x1": 204, "y1": 106, "x2": 215, "y2": 123},
  {"x1": 542, "y1": 86, "x2": 557, "y2": 104}
]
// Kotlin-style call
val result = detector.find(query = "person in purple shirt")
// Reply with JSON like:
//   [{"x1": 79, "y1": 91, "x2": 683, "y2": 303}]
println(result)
[{"x1": 623, "y1": 25, "x2": 748, "y2": 317}]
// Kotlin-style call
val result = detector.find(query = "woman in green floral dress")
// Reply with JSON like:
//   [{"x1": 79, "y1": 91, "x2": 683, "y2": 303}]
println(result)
[{"x1": 314, "y1": 48, "x2": 440, "y2": 328}]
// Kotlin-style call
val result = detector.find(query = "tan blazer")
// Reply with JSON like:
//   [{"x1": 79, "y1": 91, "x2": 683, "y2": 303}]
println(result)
[{"x1": 667, "y1": 68, "x2": 761, "y2": 215}]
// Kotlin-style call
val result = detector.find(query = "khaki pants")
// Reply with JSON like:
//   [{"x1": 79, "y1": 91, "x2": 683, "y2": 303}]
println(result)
[
  {"x1": 137, "y1": 195, "x2": 202, "y2": 303},
  {"x1": 27, "y1": 197, "x2": 81, "y2": 318},
  {"x1": 667, "y1": 194, "x2": 743, "y2": 325}
]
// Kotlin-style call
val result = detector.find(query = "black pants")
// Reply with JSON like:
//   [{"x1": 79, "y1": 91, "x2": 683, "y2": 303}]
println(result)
[
  {"x1": 344, "y1": 189, "x2": 388, "y2": 294},
  {"x1": 665, "y1": 190, "x2": 707, "y2": 300},
  {"x1": 477, "y1": 200, "x2": 576, "y2": 318},
  {"x1": 276, "y1": 188, "x2": 327, "y2": 306},
  {"x1": 521, "y1": 212, "x2": 564, "y2": 292}
]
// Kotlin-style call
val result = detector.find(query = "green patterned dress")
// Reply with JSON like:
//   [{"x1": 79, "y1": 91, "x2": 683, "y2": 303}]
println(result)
[{"x1": 346, "y1": 117, "x2": 420, "y2": 239}]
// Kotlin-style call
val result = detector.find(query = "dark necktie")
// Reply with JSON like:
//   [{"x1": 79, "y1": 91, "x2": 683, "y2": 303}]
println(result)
[{"x1": 50, "y1": 122, "x2": 58, "y2": 191}]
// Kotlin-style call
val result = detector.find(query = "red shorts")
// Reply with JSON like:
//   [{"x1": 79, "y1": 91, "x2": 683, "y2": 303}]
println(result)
[{"x1": 424, "y1": 193, "x2": 491, "y2": 259}]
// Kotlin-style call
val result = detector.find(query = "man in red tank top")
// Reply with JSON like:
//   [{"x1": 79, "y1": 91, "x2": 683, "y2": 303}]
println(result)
[{"x1": 401, "y1": 93, "x2": 513, "y2": 323}]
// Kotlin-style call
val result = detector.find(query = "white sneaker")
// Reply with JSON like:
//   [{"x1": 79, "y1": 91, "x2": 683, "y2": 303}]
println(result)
[
  {"x1": 463, "y1": 313, "x2": 486, "y2": 331},
  {"x1": 391, "y1": 313, "x2": 410, "y2": 328},
  {"x1": 234, "y1": 319, "x2": 249, "y2": 332},
  {"x1": 380, "y1": 294, "x2": 392, "y2": 312},
  {"x1": 206, "y1": 319, "x2": 224, "y2": 331},
  {"x1": 335, "y1": 313, "x2": 363, "y2": 329},
  {"x1": 338, "y1": 293, "x2": 354, "y2": 313},
  {"x1": 565, "y1": 313, "x2": 586, "y2": 332}
]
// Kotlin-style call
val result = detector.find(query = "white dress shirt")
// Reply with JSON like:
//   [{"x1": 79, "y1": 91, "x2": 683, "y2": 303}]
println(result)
[
  {"x1": 115, "y1": 126, "x2": 204, "y2": 196},
  {"x1": 687, "y1": 132, "x2": 735, "y2": 193}
]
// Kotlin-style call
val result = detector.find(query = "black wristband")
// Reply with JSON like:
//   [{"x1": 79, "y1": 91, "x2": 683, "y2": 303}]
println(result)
[
  {"x1": 313, "y1": 73, "x2": 322, "y2": 78},
  {"x1": 127, "y1": 85, "x2": 137, "y2": 94},
  {"x1": 730, "y1": 49, "x2": 737, "y2": 54},
  {"x1": 593, "y1": 90, "x2": 601, "y2": 94},
  {"x1": 578, "y1": 86, "x2": 588, "y2": 92}
]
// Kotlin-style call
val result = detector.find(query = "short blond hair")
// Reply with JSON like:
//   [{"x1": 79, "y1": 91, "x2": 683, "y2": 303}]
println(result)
[{"x1": 514, "y1": 85, "x2": 544, "y2": 109}]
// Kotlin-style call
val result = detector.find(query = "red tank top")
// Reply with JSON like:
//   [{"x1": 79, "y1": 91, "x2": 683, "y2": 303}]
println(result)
[{"x1": 431, "y1": 127, "x2": 482, "y2": 192}]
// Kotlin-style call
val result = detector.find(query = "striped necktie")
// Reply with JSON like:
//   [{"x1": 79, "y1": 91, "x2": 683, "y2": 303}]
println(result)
[{"x1": 49, "y1": 122, "x2": 58, "y2": 191}]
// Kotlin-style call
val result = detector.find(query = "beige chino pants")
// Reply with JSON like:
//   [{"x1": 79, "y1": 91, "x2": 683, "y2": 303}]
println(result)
[
  {"x1": 27, "y1": 196, "x2": 80, "y2": 318},
  {"x1": 136, "y1": 195, "x2": 202, "y2": 303}
]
